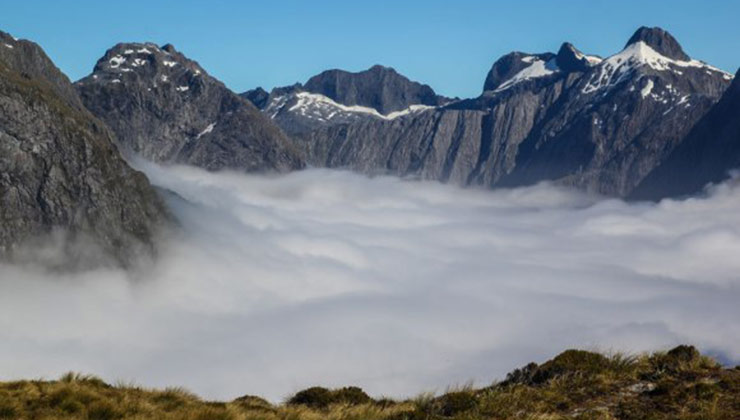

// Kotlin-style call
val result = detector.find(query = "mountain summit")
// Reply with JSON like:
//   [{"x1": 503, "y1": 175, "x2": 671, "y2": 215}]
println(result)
[
  {"x1": 625, "y1": 26, "x2": 690, "y2": 61},
  {"x1": 555, "y1": 42, "x2": 600, "y2": 73},
  {"x1": 302, "y1": 65, "x2": 448, "y2": 115},
  {"x1": 75, "y1": 42, "x2": 303, "y2": 172}
]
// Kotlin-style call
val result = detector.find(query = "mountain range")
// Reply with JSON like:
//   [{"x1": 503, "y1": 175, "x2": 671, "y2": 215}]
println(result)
[
  {"x1": 0, "y1": 26, "x2": 738, "y2": 264},
  {"x1": 246, "y1": 27, "x2": 734, "y2": 197}
]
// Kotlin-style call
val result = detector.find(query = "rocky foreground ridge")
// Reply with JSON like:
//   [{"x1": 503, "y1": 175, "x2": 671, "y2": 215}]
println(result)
[{"x1": 0, "y1": 345, "x2": 737, "y2": 419}]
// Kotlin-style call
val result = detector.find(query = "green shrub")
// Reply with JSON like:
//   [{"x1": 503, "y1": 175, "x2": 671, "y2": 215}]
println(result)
[
  {"x1": 532, "y1": 350, "x2": 611, "y2": 384},
  {"x1": 59, "y1": 398, "x2": 85, "y2": 414},
  {"x1": 502, "y1": 362, "x2": 539, "y2": 386},
  {"x1": 438, "y1": 390, "x2": 477, "y2": 416},
  {"x1": 288, "y1": 387, "x2": 334, "y2": 409},
  {"x1": 287, "y1": 386, "x2": 372, "y2": 409},
  {"x1": 233, "y1": 394, "x2": 273, "y2": 411},
  {"x1": 334, "y1": 386, "x2": 372, "y2": 405}
]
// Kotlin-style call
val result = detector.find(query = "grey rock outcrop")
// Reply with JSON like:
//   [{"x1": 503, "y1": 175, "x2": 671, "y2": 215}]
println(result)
[
  {"x1": 75, "y1": 43, "x2": 303, "y2": 172},
  {"x1": 0, "y1": 31, "x2": 170, "y2": 267},
  {"x1": 303, "y1": 65, "x2": 448, "y2": 114},
  {"x1": 631, "y1": 68, "x2": 740, "y2": 200},
  {"x1": 242, "y1": 86, "x2": 269, "y2": 109}
]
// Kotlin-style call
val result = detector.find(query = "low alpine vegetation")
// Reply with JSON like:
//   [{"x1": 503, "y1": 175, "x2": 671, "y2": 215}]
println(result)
[{"x1": 0, "y1": 345, "x2": 737, "y2": 419}]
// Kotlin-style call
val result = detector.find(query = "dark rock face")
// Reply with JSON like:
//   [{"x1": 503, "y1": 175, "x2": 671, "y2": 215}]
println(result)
[
  {"x1": 245, "y1": 67, "x2": 449, "y2": 138},
  {"x1": 555, "y1": 43, "x2": 595, "y2": 73},
  {"x1": 0, "y1": 31, "x2": 170, "y2": 267},
  {"x1": 631, "y1": 68, "x2": 740, "y2": 200},
  {"x1": 75, "y1": 43, "x2": 303, "y2": 172},
  {"x1": 296, "y1": 80, "x2": 568, "y2": 187},
  {"x1": 499, "y1": 42, "x2": 730, "y2": 196},
  {"x1": 483, "y1": 52, "x2": 556, "y2": 92},
  {"x1": 303, "y1": 65, "x2": 448, "y2": 114},
  {"x1": 0, "y1": 32, "x2": 82, "y2": 109},
  {"x1": 625, "y1": 26, "x2": 690, "y2": 61},
  {"x1": 241, "y1": 87, "x2": 269, "y2": 109},
  {"x1": 278, "y1": 27, "x2": 732, "y2": 197}
]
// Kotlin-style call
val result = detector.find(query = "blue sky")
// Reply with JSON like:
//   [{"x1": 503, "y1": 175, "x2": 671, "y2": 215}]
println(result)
[{"x1": 1, "y1": 0, "x2": 738, "y2": 98}]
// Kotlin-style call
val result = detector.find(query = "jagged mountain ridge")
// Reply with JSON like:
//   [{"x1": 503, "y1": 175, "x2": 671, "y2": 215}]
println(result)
[
  {"x1": 0, "y1": 31, "x2": 170, "y2": 266},
  {"x1": 303, "y1": 65, "x2": 449, "y2": 114},
  {"x1": 75, "y1": 42, "x2": 304, "y2": 172},
  {"x1": 242, "y1": 65, "x2": 452, "y2": 137},
  {"x1": 251, "y1": 26, "x2": 733, "y2": 197}
]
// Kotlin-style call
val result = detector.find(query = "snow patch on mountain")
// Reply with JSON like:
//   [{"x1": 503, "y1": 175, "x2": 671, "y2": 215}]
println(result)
[
  {"x1": 494, "y1": 57, "x2": 560, "y2": 92},
  {"x1": 280, "y1": 92, "x2": 435, "y2": 121},
  {"x1": 583, "y1": 41, "x2": 732, "y2": 94},
  {"x1": 197, "y1": 123, "x2": 216, "y2": 139},
  {"x1": 109, "y1": 55, "x2": 126, "y2": 69},
  {"x1": 640, "y1": 79, "x2": 654, "y2": 98}
]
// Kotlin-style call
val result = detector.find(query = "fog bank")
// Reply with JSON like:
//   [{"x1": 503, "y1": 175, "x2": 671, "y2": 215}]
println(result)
[{"x1": 1, "y1": 164, "x2": 739, "y2": 401}]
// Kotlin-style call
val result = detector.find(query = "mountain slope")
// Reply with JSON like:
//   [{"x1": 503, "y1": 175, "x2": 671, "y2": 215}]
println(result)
[
  {"x1": 243, "y1": 65, "x2": 449, "y2": 137},
  {"x1": 269, "y1": 27, "x2": 732, "y2": 197},
  {"x1": 631, "y1": 68, "x2": 740, "y2": 200},
  {"x1": 500, "y1": 28, "x2": 731, "y2": 195},
  {"x1": 75, "y1": 43, "x2": 303, "y2": 172},
  {"x1": 0, "y1": 31, "x2": 170, "y2": 267}
]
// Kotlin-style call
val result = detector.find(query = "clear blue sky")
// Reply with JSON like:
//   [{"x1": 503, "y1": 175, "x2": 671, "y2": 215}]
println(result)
[{"x1": 1, "y1": 0, "x2": 738, "y2": 99}]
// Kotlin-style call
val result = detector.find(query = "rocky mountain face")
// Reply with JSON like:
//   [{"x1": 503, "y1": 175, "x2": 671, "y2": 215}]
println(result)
[
  {"x1": 497, "y1": 28, "x2": 730, "y2": 195},
  {"x1": 252, "y1": 27, "x2": 733, "y2": 197},
  {"x1": 631, "y1": 68, "x2": 740, "y2": 200},
  {"x1": 75, "y1": 43, "x2": 303, "y2": 172},
  {"x1": 242, "y1": 66, "x2": 450, "y2": 137},
  {"x1": 0, "y1": 31, "x2": 170, "y2": 267},
  {"x1": 303, "y1": 65, "x2": 448, "y2": 114}
]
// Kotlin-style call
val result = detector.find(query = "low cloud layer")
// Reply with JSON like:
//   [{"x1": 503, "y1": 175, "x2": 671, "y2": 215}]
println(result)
[{"x1": 1, "y1": 163, "x2": 740, "y2": 401}]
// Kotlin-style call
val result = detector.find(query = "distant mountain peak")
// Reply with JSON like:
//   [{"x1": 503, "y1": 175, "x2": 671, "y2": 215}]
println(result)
[
  {"x1": 161, "y1": 43, "x2": 177, "y2": 54},
  {"x1": 302, "y1": 65, "x2": 447, "y2": 114},
  {"x1": 242, "y1": 87, "x2": 270, "y2": 109},
  {"x1": 625, "y1": 26, "x2": 690, "y2": 61},
  {"x1": 75, "y1": 42, "x2": 304, "y2": 172},
  {"x1": 483, "y1": 52, "x2": 557, "y2": 92},
  {"x1": 555, "y1": 42, "x2": 601, "y2": 73},
  {"x1": 87, "y1": 42, "x2": 205, "y2": 79}
]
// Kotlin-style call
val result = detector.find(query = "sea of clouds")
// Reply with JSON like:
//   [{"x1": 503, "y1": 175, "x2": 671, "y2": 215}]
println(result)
[{"x1": 1, "y1": 163, "x2": 739, "y2": 401}]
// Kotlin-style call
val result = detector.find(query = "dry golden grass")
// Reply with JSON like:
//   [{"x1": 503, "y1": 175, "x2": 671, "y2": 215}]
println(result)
[{"x1": 0, "y1": 345, "x2": 737, "y2": 419}]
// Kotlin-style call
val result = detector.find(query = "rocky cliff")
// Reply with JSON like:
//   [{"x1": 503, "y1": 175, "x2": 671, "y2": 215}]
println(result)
[
  {"x1": 0, "y1": 31, "x2": 170, "y2": 267},
  {"x1": 631, "y1": 67, "x2": 740, "y2": 200},
  {"x1": 75, "y1": 43, "x2": 303, "y2": 172}
]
